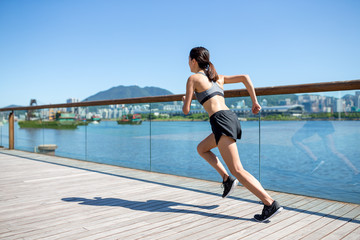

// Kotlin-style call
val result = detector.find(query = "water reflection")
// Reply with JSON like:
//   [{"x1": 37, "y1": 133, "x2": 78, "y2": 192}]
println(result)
[{"x1": 292, "y1": 121, "x2": 359, "y2": 175}]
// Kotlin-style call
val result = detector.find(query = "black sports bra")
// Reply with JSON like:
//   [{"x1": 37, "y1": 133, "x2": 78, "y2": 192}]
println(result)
[{"x1": 194, "y1": 72, "x2": 224, "y2": 105}]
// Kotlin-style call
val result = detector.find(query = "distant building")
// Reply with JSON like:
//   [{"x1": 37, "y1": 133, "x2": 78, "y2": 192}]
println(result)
[
  {"x1": 232, "y1": 100, "x2": 246, "y2": 109},
  {"x1": 260, "y1": 105, "x2": 304, "y2": 116},
  {"x1": 163, "y1": 104, "x2": 182, "y2": 111},
  {"x1": 66, "y1": 98, "x2": 79, "y2": 113},
  {"x1": 261, "y1": 99, "x2": 268, "y2": 106},
  {"x1": 335, "y1": 99, "x2": 345, "y2": 113},
  {"x1": 279, "y1": 98, "x2": 291, "y2": 106}
]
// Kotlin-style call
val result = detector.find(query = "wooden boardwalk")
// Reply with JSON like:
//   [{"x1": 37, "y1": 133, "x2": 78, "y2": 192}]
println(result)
[{"x1": 0, "y1": 149, "x2": 359, "y2": 240}]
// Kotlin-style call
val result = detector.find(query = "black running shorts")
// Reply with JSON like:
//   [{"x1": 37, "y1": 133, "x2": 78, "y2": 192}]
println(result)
[{"x1": 209, "y1": 110, "x2": 242, "y2": 145}]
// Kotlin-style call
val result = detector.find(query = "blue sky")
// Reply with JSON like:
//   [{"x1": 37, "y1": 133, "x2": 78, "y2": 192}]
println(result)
[{"x1": 0, "y1": 0, "x2": 359, "y2": 107}]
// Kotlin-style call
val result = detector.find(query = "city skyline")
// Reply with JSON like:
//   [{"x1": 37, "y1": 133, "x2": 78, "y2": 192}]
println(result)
[{"x1": 7, "y1": 91, "x2": 360, "y2": 122}]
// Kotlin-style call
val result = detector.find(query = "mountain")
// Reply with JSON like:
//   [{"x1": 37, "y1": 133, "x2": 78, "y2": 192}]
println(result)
[
  {"x1": 3, "y1": 104, "x2": 23, "y2": 109},
  {"x1": 83, "y1": 85, "x2": 173, "y2": 102}
]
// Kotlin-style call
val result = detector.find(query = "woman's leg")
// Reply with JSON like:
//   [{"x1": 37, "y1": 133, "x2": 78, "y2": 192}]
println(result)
[
  {"x1": 217, "y1": 135, "x2": 274, "y2": 206},
  {"x1": 197, "y1": 133, "x2": 229, "y2": 181}
]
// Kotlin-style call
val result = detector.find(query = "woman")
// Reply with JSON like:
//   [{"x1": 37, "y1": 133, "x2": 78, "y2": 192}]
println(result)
[{"x1": 182, "y1": 47, "x2": 282, "y2": 222}]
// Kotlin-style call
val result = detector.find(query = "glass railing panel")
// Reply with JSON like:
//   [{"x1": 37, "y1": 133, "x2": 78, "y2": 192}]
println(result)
[
  {"x1": 15, "y1": 109, "x2": 44, "y2": 152},
  {"x1": 44, "y1": 107, "x2": 87, "y2": 160},
  {"x1": 259, "y1": 90, "x2": 360, "y2": 204},
  {"x1": 13, "y1": 108, "x2": 85, "y2": 158},
  {"x1": 0, "y1": 112, "x2": 8, "y2": 149},
  {"x1": 149, "y1": 100, "x2": 215, "y2": 180},
  {"x1": 149, "y1": 98, "x2": 261, "y2": 183},
  {"x1": 85, "y1": 104, "x2": 151, "y2": 171}
]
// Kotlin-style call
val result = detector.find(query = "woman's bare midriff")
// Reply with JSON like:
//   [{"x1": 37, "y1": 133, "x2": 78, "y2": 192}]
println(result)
[{"x1": 202, "y1": 95, "x2": 230, "y2": 117}]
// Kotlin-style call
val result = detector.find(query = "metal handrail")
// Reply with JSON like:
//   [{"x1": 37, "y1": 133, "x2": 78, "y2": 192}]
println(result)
[{"x1": 1, "y1": 79, "x2": 360, "y2": 112}]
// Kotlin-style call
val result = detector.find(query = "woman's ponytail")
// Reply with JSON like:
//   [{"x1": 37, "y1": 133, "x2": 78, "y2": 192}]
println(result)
[
  {"x1": 189, "y1": 47, "x2": 219, "y2": 82},
  {"x1": 205, "y1": 61, "x2": 219, "y2": 82}
]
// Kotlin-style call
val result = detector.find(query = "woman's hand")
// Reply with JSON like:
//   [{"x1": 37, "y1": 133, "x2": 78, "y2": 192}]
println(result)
[
  {"x1": 252, "y1": 102, "x2": 261, "y2": 114},
  {"x1": 182, "y1": 95, "x2": 186, "y2": 102}
]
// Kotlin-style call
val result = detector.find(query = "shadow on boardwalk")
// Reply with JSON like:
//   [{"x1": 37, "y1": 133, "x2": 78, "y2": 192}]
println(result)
[{"x1": 62, "y1": 197, "x2": 254, "y2": 222}]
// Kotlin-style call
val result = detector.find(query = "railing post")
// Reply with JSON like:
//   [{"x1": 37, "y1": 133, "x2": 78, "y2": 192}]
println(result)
[{"x1": 9, "y1": 111, "x2": 14, "y2": 149}]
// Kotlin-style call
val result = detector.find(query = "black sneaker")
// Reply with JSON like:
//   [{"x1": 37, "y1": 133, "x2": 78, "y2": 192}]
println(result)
[
  {"x1": 254, "y1": 200, "x2": 283, "y2": 222},
  {"x1": 222, "y1": 176, "x2": 238, "y2": 198}
]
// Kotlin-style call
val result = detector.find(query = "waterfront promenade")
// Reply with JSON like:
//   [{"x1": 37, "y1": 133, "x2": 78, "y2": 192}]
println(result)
[{"x1": 0, "y1": 149, "x2": 359, "y2": 239}]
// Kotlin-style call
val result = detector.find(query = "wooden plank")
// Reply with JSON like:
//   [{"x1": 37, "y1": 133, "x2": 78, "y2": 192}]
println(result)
[
  {"x1": 42, "y1": 193, "x2": 212, "y2": 239},
  {"x1": 276, "y1": 201, "x2": 346, "y2": 239},
  {"x1": 24, "y1": 191, "x2": 196, "y2": 239},
  {"x1": 322, "y1": 221, "x2": 360, "y2": 240},
  {"x1": 164, "y1": 192, "x2": 289, "y2": 240},
  {"x1": 4, "y1": 175, "x2": 180, "y2": 230},
  {"x1": 114, "y1": 195, "x2": 254, "y2": 240},
  {"x1": 174, "y1": 194, "x2": 309, "y2": 240},
  {"x1": 3, "y1": 191, "x2": 175, "y2": 238},
  {"x1": 75, "y1": 201, "x2": 218, "y2": 239},
  {"x1": 301, "y1": 204, "x2": 360, "y2": 240},
  {"x1": 342, "y1": 223, "x2": 360, "y2": 240},
  {"x1": 224, "y1": 198, "x2": 325, "y2": 240},
  {"x1": 320, "y1": 206, "x2": 360, "y2": 240},
  {"x1": 257, "y1": 201, "x2": 346, "y2": 239}
]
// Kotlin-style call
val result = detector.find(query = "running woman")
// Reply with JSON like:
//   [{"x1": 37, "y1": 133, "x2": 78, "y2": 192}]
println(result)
[{"x1": 182, "y1": 46, "x2": 282, "y2": 222}]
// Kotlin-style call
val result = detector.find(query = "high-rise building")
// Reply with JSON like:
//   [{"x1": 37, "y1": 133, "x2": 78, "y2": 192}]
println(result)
[
  {"x1": 355, "y1": 91, "x2": 360, "y2": 109},
  {"x1": 66, "y1": 98, "x2": 79, "y2": 113}
]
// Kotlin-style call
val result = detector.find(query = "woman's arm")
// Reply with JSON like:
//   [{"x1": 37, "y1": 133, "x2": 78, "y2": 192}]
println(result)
[
  {"x1": 223, "y1": 74, "x2": 261, "y2": 114},
  {"x1": 182, "y1": 77, "x2": 195, "y2": 115}
]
